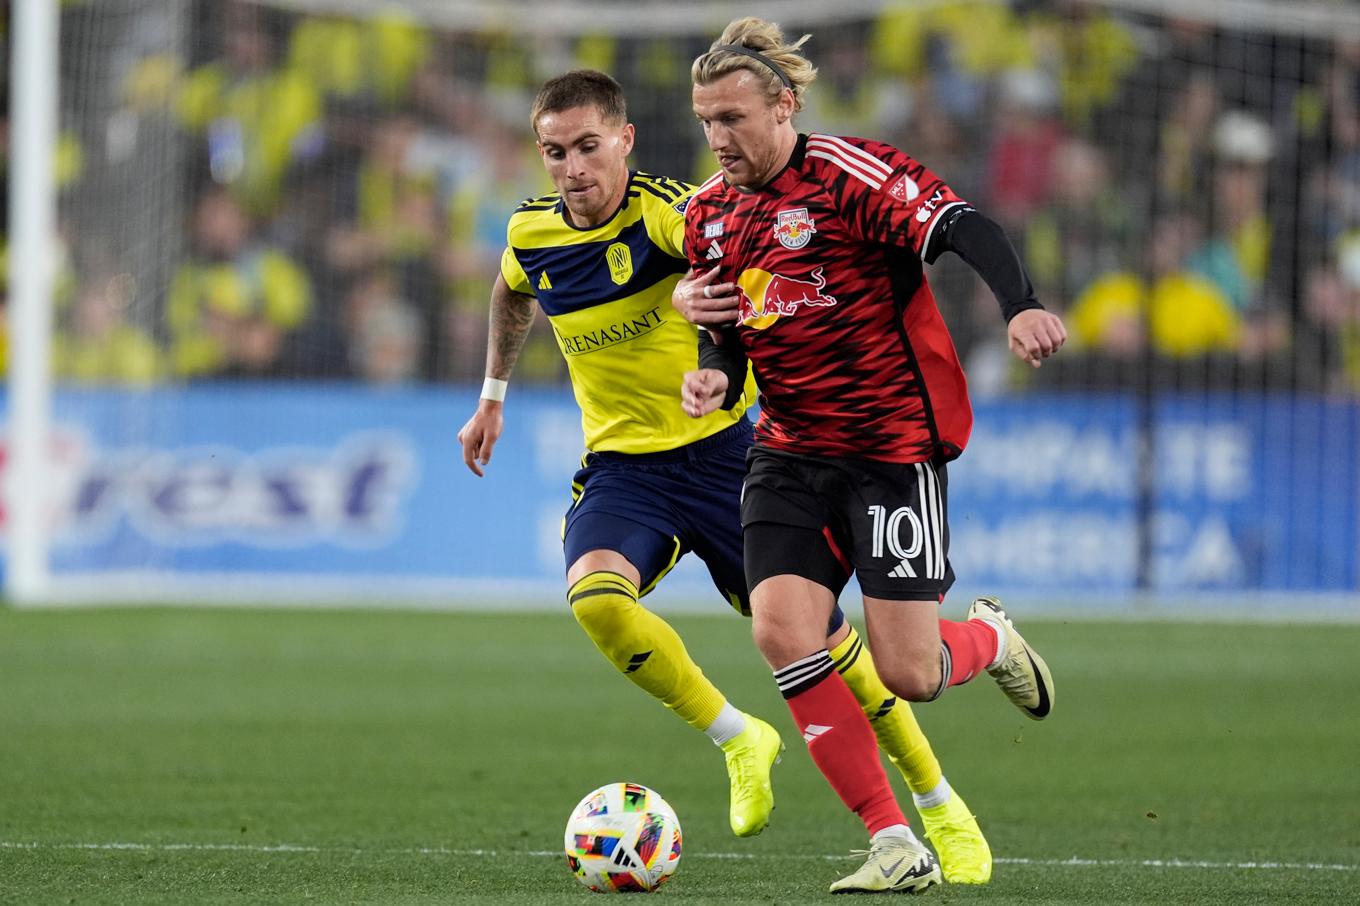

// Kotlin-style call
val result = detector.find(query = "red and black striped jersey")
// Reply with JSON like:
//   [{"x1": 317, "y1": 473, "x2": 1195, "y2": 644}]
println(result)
[{"x1": 684, "y1": 132, "x2": 973, "y2": 464}]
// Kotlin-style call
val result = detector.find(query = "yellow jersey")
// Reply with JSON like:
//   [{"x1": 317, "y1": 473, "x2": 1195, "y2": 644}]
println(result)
[{"x1": 501, "y1": 171, "x2": 753, "y2": 454}]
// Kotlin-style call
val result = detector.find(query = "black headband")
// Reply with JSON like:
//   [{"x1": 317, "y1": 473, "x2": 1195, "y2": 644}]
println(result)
[{"x1": 713, "y1": 44, "x2": 793, "y2": 90}]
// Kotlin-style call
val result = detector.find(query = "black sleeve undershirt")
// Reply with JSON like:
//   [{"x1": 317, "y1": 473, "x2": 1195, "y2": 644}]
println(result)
[
  {"x1": 697, "y1": 327, "x2": 748, "y2": 410},
  {"x1": 925, "y1": 207, "x2": 1044, "y2": 323}
]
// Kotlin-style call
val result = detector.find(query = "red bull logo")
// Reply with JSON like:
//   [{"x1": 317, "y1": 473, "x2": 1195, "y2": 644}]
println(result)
[
  {"x1": 736, "y1": 267, "x2": 838, "y2": 329},
  {"x1": 773, "y1": 207, "x2": 817, "y2": 249}
]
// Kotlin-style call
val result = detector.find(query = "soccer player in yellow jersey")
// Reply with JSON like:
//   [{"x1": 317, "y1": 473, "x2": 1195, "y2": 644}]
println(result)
[{"x1": 457, "y1": 70, "x2": 991, "y2": 882}]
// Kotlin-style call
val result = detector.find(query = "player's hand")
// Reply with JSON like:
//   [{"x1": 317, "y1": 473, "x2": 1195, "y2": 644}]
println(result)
[
  {"x1": 673, "y1": 266, "x2": 740, "y2": 328},
  {"x1": 681, "y1": 369, "x2": 729, "y2": 418},
  {"x1": 1008, "y1": 309, "x2": 1067, "y2": 368},
  {"x1": 457, "y1": 401, "x2": 504, "y2": 477}
]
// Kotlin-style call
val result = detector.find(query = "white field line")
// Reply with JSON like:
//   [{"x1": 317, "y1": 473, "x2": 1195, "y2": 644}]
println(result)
[{"x1": 0, "y1": 841, "x2": 1356, "y2": 873}]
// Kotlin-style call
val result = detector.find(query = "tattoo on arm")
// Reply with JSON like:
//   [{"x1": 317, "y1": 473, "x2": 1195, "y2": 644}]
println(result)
[{"x1": 486, "y1": 276, "x2": 537, "y2": 380}]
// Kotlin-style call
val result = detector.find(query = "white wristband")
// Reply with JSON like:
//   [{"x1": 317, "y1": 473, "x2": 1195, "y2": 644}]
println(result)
[{"x1": 480, "y1": 378, "x2": 508, "y2": 402}]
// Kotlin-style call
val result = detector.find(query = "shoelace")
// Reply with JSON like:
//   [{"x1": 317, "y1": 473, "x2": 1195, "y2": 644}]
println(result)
[
  {"x1": 846, "y1": 838, "x2": 913, "y2": 860},
  {"x1": 995, "y1": 651, "x2": 1031, "y2": 695}
]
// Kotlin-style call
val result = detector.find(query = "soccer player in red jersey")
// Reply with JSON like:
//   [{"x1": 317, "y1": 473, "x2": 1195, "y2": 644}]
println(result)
[{"x1": 672, "y1": 17, "x2": 1067, "y2": 893}]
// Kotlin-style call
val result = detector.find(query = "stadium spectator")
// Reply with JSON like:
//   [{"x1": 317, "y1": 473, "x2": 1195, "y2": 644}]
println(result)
[
  {"x1": 1025, "y1": 0, "x2": 1139, "y2": 131},
  {"x1": 985, "y1": 67, "x2": 1066, "y2": 230},
  {"x1": 1020, "y1": 136, "x2": 1131, "y2": 310},
  {"x1": 342, "y1": 267, "x2": 424, "y2": 383},
  {"x1": 1103, "y1": 15, "x2": 1217, "y2": 198},
  {"x1": 1195, "y1": 111, "x2": 1290, "y2": 361},
  {"x1": 1303, "y1": 36, "x2": 1360, "y2": 249},
  {"x1": 323, "y1": 111, "x2": 444, "y2": 378},
  {"x1": 167, "y1": 186, "x2": 313, "y2": 379},
  {"x1": 1297, "y1": 36, "x2": 1360, "y2": 392},
  {"x1": 324, "y1": 113, "x2": 439, "y2": 274},
  {"x1": 53, "y1": 272, "x2": 160, "y2": 385},
  {"x1": 286, "y1": 11, "x2": 430, "y2": 110},
  {"x1": 800, "y1": 21, "x2": 910, "y2": 140},
  {"x1": 1297, "y1": 245, "x2": 1360, "y2": 393},
  {"x1": 674, "y1": 18, "x2": 1062, "y2": 893},
  {"x1": 1066, "y1": 210, "x2": 1238, "y2": 362},
  {"x1": 174, "y1": 1, "x2": 323, "y2": 216}
]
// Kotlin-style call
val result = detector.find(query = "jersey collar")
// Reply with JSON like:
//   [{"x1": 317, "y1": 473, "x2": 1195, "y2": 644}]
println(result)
[{"x1": 763, "y1": 133, "x2": 808, "y2": 195}]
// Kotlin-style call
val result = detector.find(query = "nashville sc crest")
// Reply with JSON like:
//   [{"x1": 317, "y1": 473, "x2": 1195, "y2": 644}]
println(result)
[{"x1": 773, "y1": 208, "x2": 817, "y2": 249}]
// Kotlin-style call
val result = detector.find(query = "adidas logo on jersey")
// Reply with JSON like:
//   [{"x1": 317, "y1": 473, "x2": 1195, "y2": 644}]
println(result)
[
  {"x1": 538, "y1": 270, "x2": 552, "y2": 290},
  {"x1": 705, "y1": 240, "x2": 723, "y2": 260}
]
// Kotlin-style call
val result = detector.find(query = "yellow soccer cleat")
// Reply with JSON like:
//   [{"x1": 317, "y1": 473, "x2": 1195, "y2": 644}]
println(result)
[
  {"x1": 919, "y1": 791, "x2": 992, "y2": 884},
  {"x1": 968, "y1": 596, "x2": 1055, "y2": 720},
  {"x1": 829, "y1": 834, "x2": 942, "y2": 894},
  {"x1": 720, "y1": 713, "x2": 784, "y2": 837}
]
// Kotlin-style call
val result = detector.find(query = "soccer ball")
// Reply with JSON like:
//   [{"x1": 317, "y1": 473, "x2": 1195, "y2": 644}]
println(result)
[{"x1": 563, "y1": 782, "x2": 682, "y2": 893}]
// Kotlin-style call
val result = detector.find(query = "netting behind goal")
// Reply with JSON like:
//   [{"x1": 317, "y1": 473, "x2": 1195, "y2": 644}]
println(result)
[{"x1": 8, "y1": 0, "x2": 1360, "y2": 610}]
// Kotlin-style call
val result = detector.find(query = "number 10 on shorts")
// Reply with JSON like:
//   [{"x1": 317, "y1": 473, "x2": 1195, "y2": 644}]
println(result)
[{"x1": 867, "y1": 504, "x2": 924, "y2": 577}]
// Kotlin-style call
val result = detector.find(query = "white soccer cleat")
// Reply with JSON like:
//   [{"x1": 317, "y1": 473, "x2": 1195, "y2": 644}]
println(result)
[
  {"x1": 829, "y1": 834, "x2": 942, "y2": 894},
  {"x1": 968, "y1": 596, "x2": 1055, "y2": 720}
]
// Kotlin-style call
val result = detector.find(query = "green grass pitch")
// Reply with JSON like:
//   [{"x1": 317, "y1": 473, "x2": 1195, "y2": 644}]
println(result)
[{"x1": 1, "y1": 606, "x2": 1357, "y2": 904}]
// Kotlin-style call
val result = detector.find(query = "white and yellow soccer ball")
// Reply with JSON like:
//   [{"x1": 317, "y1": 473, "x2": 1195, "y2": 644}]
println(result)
[{"x1": 563, "y1": 782, "x2": 682, "y2": 893}]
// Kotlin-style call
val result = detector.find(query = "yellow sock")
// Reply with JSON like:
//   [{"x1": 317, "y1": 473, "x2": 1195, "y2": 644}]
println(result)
[
  {"x1": 831, "y1": 623, "x2": 943, "y2": 795},
  {"x1": 569, "y1": 571, "x2": 728, "y2": 733}
]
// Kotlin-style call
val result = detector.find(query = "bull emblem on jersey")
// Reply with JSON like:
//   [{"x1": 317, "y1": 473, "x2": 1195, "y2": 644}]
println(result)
[
  {"x1": 736, "y1": 267, "x2": 838, "y2": 329},
  {"x1": 773, "y1": 207, "x2": 817, "y2": 249}
]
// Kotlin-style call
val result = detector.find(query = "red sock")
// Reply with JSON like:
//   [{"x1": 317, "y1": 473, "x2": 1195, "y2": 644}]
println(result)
[
  {"x1": 776, "y1": 652, "x2": 907, "y2": 836},
  {"x1": 938, "y1": 618, "x2": 1000, "y2": 688}
]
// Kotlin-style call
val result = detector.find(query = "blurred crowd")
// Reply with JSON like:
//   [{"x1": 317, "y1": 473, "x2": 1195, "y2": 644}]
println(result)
[{"x1": 0, "y1": 0, "x2": 1358, "y2": 394}]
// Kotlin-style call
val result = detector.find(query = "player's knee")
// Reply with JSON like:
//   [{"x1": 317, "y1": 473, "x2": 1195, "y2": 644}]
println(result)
[
  {"x1": 750, "y1": 610, "x2": 823, "y2": 671},
  {"x1": 568, "y1": 572, "x2": 639, "y2": 637},
  {"x1": 874, "y1": 659, "x2": 942, "y2": 703}
]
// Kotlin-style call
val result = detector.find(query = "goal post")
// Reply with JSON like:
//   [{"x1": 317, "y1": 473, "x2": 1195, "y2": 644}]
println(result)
[{"x1": 7, "y1": 0, "x2": 60, "y2": 604}]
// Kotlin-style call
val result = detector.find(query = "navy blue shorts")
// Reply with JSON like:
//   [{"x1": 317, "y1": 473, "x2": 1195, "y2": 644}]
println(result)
[{"x1": 563, "y1": 420, "x2": 754, "y2": 615}]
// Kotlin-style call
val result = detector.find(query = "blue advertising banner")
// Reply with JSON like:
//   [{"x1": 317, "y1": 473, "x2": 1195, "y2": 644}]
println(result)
[
  {"x1": 2, "y1": 386, "x2": 1356, "y2": 609},
  {"x1": 950, "y1": 394, "x2": 1360, "y2": 598}
]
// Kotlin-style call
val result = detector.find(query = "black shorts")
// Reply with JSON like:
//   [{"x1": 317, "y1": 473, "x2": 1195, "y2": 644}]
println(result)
[{"x1": 741, "y1": 447, "x2": 955, "y2": 601}]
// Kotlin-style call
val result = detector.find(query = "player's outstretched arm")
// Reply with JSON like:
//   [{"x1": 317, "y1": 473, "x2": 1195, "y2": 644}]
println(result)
[
  {"x1": 457, "y1": 274, "x2": 536, "y2": 477},
  {"x1": 929, "y1": 208, "x2": 1067, "y2": 367}
]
